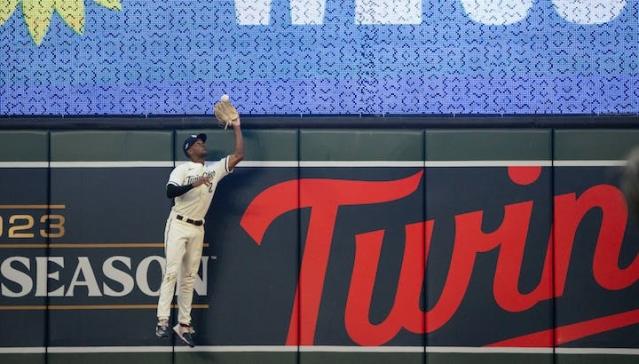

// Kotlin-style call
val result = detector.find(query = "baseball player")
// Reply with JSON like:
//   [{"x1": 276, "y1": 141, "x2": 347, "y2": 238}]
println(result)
[{"x1": 155, "y1": 122, "x2": 244, "y2": 347}]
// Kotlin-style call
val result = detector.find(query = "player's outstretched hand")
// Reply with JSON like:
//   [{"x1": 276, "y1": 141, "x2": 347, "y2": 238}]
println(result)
[
  {"x1": 191, "y1": 176, "x2": 210, "y2": 188},
  {"x1": 214, "y1": 95, "x2": 240, "y2": 129}
]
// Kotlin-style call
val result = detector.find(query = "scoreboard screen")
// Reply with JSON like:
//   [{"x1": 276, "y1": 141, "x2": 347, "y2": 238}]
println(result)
[{"x1": 0, "y1": 0, "x2": 637, "y2": 115}]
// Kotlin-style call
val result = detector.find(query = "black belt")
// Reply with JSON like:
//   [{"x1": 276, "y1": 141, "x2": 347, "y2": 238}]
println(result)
[{"x1": 176, "y1": 215, "x2": 203, "y2": 226}]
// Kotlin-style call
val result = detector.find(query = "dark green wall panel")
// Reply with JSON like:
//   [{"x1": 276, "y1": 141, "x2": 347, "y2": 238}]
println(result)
[
  {"x1": 301, "y1": 130, "x2": 423, "y2": 161},
  {"x1": 300, "y1": 352, "x2": 422, "y2": 364},
  {"x1": 51, "y1": 131, "x2": 172, "y2": 161},
  {"x1": 426, "y1": 129, "x2": 551, "y2": 161},
  {"x1": 47, "y1": 353, "x2": 171, "y2": 364},
  {"x1": 175, "y1": 129, "x2": 298, "y2": 162},
  {"x1": 0, "y1": 131, "x2": 47, "y2": 161},
  {"x1": 0, "y1": 354, "x2": 46, "y2": 364},
  {"x1": 556, "y1": 354, "x2": 639, "y2": 364},
  {"x1": 175, "y1": 352, "x2": 296, "y2": 364},
  {"x1": 428, "y1": 353, "x2": 552, "y2": 364},
  {"x1": 554, "y1": 130, "x2": 639, "y2": 160}
]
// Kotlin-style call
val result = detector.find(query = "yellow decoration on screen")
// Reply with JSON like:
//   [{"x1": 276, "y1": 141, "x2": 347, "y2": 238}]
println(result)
[{"x1": 0, "y1": 0, "x2": 121, "y2": 46}]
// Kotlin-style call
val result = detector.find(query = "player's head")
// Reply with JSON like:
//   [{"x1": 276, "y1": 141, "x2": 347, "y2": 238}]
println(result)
[{"x1": 183, "y1": 133, "x2": 208, "y2": 161}]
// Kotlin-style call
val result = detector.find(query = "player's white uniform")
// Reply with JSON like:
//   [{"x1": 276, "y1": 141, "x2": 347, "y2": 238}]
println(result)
[{"x1": 157, "y1": 156, "x2": 232, "y2": 325}]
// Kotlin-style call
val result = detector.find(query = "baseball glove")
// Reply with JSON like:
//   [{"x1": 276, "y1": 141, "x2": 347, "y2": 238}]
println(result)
[
  {"x1": 214, "y1": 96, "x2": 240, "y2": 129},
  {"x1": 621, "y1": 146, "x2": 639, "y2": 221}
]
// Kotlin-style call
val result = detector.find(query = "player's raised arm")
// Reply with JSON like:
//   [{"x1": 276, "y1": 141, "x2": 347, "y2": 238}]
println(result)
[
  {"x1": 228, "y1": 122, "x2": 244, "y2": 170},
  {"x1": 213, "y1": 95, "x2": 244, "y2": 171}
]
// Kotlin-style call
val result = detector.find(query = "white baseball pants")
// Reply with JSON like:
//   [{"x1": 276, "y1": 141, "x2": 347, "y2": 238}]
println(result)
[{"x1": 156, "y1": 212, "x2": 204, "y2": 325}]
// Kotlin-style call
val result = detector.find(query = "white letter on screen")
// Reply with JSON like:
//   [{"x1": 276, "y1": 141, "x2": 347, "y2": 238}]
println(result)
[
  {"x1": 460, "y1": 0, "x2": 532, "y2": 25},
  {"x1": 235, "y1": 0, "x2": 271, "y2": 25},
  {"x1": 291, "y1": 0, "x2": 326, "y2": 24},
  {"x1": 552, "y1": 0, "x2": 626, "y2": 25},
  {"x1": 356, "y1": 0, "x2": 422, "y2": 24}
]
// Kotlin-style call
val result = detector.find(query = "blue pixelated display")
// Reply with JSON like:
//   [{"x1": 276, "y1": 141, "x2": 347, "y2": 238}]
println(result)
[{"x1": 0, "y1": 0, "x2": 637, "y2": 115}]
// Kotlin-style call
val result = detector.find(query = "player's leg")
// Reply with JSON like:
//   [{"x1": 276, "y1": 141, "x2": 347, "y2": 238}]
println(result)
[
  {"x1": 173, "y1": 225, "x2": 204, "y2": 346},
  {"x1": 156, "y1": 218, "x2": 188, "y2": 337}
]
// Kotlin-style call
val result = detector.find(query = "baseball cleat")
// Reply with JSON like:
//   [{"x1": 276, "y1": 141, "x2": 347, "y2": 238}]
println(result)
[
  {"x1": 173, "y1": 323, "x2": 195, "y2": 347},
  {"x1": 156, "y1": 319, "x2": 169, "y2": 338}
]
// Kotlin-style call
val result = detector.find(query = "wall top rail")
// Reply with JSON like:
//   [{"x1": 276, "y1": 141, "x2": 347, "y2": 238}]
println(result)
[{"x1": 0, "y1": 115, "x2": 637, "y2": 130}]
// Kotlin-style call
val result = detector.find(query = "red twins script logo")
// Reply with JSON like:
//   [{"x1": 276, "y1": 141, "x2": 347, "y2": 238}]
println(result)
[{"x1": 240, "y1": 168, "x2": 639, "y2": 346}]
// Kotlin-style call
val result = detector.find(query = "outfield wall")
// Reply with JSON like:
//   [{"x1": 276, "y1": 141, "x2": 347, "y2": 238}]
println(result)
[{"x1": 1, "y1": 127, "x2": 638, "y2": 363}]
